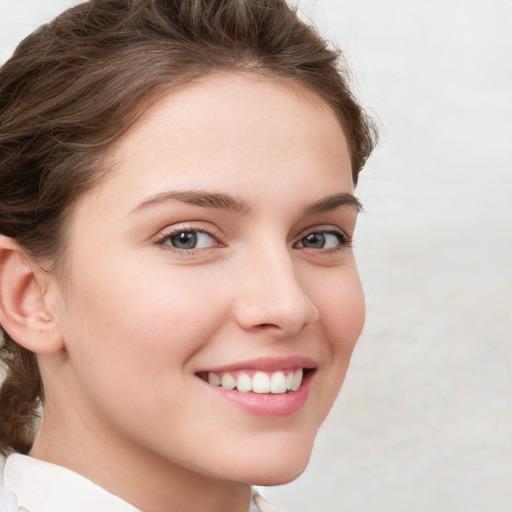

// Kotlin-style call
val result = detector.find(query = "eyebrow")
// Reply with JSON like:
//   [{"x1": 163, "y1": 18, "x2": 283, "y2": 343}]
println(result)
[
  {"x1": 304, "y1": 193, "x2": 363, "y2": 215},
  {"x1": 130, "y1": 190, "x2": 251, "y2": 215},
  {"x1": 130, "y1": 190, "x2": 362, "y2": 216}
]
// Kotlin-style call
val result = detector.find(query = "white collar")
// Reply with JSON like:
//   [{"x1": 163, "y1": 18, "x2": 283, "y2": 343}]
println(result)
[
  {"x1": 4, "y1": 453, "x2": 141, "y2": 512},
  {"x1": 3, "y1": 453, "x2": 280, "y2": 512}
]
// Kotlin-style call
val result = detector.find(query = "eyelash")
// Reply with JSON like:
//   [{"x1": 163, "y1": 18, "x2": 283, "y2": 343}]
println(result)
[
  {"x1": 154, "y1": 224, "x2": 352, "y2": 254},
  {"x1": 293, "y1": 227, "x2": 352, "y2": 253},
  {"x1": 154, "y1": 224, "x2": 222, "y2": 253}
]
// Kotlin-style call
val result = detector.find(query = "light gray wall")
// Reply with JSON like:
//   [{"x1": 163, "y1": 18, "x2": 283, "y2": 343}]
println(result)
[{"x1": 1, "y1": 1, "x2": 511, "y2": 511}]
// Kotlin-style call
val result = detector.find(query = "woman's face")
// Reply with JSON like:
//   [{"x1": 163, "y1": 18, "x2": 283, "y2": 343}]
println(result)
[{"x1": 47, "y1": 73, "x2": 365, "y2": 486}]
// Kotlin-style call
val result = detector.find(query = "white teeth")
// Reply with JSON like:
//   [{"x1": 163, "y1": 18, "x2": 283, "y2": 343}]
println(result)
[
  {"x1": 208, "y1": 372, "x2": 221, "y2": 386},
  {"x1": 205, "y1": 368, "x2": 305, "y2": 394},
  {"x1": 285, "y1": 372, "x2": 293, "y2": 390},
  {"x1": 236, "y1": 373, "x2": 252, "y2": 393},
  {"x1": 270, "y1": 371, "x2": 287, "y2": 394},
  {"x1": 221, "y1": 372, "x2": 236, "y2": 390},
  {"x1": 252, "y1": 371, "x2": 271, "y2": 394},
  {"x1": 291, "y1": 368, "x2": 303, "y2": 391}
]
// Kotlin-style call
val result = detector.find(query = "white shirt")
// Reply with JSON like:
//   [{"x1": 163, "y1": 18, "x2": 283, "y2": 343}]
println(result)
[{"x1": 0, "y1": 453, "x2": 283, "y2": 512}]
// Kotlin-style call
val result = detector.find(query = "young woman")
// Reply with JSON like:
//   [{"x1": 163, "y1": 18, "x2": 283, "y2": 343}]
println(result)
[{"x1": 0, "y1": 1, "x2": 377, "y2": 510}]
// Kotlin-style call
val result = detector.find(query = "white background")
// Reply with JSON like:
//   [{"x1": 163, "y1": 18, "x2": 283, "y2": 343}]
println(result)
[{"x1": 1, "y1": 1, "x2": 511, "y2": 511}]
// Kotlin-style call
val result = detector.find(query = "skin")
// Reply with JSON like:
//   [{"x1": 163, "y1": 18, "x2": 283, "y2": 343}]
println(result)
[{"x1": 27, "y1": 72, "x2": 366, "y2": 512}]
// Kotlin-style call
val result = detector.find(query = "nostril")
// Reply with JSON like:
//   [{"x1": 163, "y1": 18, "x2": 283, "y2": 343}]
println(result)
[
  {"x1": 249, "y1": 320, "x2": 312, "y2": 337},
  {"x1": 255, "y1": 323, "x2": 280, "y2": 329}
]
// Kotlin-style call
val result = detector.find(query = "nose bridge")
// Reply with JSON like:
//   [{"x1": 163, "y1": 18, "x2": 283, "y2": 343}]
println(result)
[{"x1": 234, "y1": 240, "x2": 319, "y2": 335}]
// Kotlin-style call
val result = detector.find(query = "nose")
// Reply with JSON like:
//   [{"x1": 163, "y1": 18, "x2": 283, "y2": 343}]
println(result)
[{"x1": 234, "y1": 248, "x2": 319, "y2": 337}]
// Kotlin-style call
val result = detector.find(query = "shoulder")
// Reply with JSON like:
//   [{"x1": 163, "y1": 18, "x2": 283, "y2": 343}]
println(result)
[{"x1": 0, "y1": 453, "x2": 21, "y2": 511}]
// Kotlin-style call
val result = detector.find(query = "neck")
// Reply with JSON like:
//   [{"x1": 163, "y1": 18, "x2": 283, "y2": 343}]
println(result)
[{"x1": 30, "y1": 411, "x2": 252, "y2": 512}]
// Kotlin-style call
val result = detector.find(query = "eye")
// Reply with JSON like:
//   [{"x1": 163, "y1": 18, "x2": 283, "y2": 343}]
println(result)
[
  {"x1": 295, "y1": 229, "x2": 351, "y2": 250},
  {"x1": 156, "y1": 229, "x2": 218, "y2": 250}
]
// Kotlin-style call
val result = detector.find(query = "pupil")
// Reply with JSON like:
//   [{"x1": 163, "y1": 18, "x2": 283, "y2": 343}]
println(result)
[
  {"x1": 304, "y1": 233, "x2": 325, "y2": 248},
  {"x1": 172, "y1": 232, "x2": 197, "y2": 249}
]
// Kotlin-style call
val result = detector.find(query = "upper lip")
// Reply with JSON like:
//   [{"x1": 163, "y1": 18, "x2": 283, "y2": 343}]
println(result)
[{"x1": 196, "y1": 356, "x2": 318, "y2": 374}]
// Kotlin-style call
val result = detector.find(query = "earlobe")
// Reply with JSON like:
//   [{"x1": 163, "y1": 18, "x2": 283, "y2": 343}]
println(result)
[{"x1": 0, "y1": 236, "x2": 64, "y2": 354}]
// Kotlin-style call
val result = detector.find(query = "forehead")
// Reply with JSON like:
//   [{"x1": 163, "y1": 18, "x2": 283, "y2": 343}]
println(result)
[
  {"x1": 80, "y1": 72, "x2": 353, "y2": 216},
  {"x1": 124, "y1": 73, "x2": 343, "y2": 140}
]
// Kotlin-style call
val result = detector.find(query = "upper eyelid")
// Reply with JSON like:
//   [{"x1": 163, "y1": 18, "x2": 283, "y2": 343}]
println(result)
[
  {"x1": 153, "y1": 223, "x2": 224, "y2": 249},
  {"x1": 296, "y1": 224, "x2": 349, "y2": 239},
  {"x1": 155, "y1": 222, "x2": 221, "y2": 238}
]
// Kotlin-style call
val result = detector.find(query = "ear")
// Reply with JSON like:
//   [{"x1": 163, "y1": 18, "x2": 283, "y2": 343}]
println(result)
[{"x1": 0, "y1": 236, "x2": 64, "y2": 354}]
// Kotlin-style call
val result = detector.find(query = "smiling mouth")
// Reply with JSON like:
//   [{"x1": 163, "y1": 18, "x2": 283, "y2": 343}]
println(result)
[{"x1": 197, "y1": 368, "x2": 314, "y2": 395}]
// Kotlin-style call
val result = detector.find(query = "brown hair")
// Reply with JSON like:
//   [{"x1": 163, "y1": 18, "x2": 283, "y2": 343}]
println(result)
[{"x1": 0, "y1": 0, "x2": 378, "y2": 455}]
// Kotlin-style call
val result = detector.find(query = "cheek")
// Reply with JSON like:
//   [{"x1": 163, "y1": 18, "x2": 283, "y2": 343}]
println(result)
[
  {"x1": 60, "y1": 260, "x2": 228, "y2": 382},
  {"x1": 315, "y1": 266, "x2": 365, "y2": 357}
]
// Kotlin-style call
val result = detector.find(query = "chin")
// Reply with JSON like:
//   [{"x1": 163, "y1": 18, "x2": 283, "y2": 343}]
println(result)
[
  {"x1": 231, "y1": 442, "x2": 313, "y2": 487},
  {"x1": 248, "y1": 463, "x2": 308, "y2": 486}
]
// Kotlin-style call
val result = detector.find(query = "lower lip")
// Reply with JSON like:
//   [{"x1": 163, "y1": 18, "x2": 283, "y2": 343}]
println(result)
[{"x1": 199, "y1": 371, "x2": 314, "y2": 417}]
